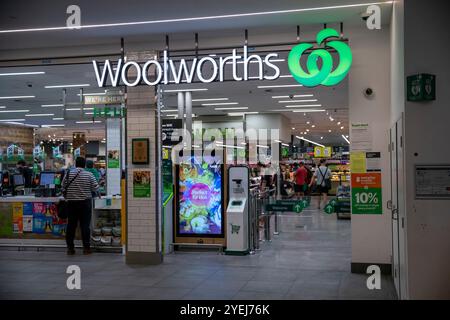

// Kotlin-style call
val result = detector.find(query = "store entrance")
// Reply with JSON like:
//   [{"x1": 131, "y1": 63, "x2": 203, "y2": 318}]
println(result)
[{"x1": 157, "y1": 40, "x2": 351, "y2": 256}]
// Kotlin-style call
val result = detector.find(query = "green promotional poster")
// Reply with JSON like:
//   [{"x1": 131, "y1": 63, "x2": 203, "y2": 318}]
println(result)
[
  {"x1": 133, "y1": 170, "x2": 151, "y2": 198},
  {"x1": 351, "y1": 173, "x2": 382, "y2": 214},
  {"x1": 107, "y1": 150, "x2": 120, "y2": 168}
]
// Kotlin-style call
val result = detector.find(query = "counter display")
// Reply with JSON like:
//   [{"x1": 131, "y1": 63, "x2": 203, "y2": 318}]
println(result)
[{"x1": 0, "y1": 196, "x2": 66, "y2": 239}]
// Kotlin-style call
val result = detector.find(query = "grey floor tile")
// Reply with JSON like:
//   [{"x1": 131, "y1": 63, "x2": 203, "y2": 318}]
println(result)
[
  {"x1": 240, "y1": 280, "x2": 292, "y2": 294},
  {"x1": 153, "y1": 276, "x2": 206, "y2": 289},
  {"x1": 232, "y1": 291, "x2": 286, "y2": 300}
]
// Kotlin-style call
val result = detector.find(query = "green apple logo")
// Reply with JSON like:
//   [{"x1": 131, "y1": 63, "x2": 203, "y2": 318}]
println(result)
[{"x1": 288, "y1": 28, "x2": 352, "y2": 87}]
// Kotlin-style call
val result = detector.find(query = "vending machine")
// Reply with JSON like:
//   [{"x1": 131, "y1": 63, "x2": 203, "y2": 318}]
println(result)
[{"x1": 225, "y1": 166, "x2": 249, "y2": 255}]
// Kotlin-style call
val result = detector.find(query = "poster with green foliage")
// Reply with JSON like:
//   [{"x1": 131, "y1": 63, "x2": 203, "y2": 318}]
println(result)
[{"x1": 133, "y1": 170, "x2": 151, "y2": 198}]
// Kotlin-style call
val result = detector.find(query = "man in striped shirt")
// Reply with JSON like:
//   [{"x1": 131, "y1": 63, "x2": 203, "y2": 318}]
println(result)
[{"x1": 62, "y1": 157, "x2": 100, "y2": 255}]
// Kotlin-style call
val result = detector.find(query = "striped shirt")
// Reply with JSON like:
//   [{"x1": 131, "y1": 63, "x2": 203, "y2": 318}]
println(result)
[{"x1": 62, "y1": 168, "x2": 100, "y2": 200}]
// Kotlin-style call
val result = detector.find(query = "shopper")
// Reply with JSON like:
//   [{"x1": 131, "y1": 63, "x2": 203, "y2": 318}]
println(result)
[
  {"x1": 309, "y1": 159, "x2": 331, "y2": 209},
  {"x1": 62, "y1": 156, "x2": 100, "y2": 255},
  {"x1": 16, "y1": 160, "x2": 32, "y2": 188},
  {"x1": 294, "y1": 162, "x2": 308, "y2": 198},
  {"x1": 85, "y1": 160, "x2": 100, "y2": 182}
]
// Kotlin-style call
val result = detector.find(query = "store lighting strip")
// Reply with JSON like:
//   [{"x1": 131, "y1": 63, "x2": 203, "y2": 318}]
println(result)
[
  {"x1": 41, "y1": 124, "x2": 65, "y2": 127},
  {"x1": 342, "y1": 134, "x2": 350, "y2": 144},
  {"x1": 4, "y1": 121, "x2": 39, "y2": 127},
  {"x1": 45, "y1": 84, "x2": 90, "y2": 89},
  {"x1": 77, "y1": 92, "x2": 106, "y2": 96},
  {"x1": 25, "y1": 113, "x2": 55, "y2": 117},
  {"x1": 76, "y1": 120, "x2": 102, "y2": 124},
  {"x1": 285, "y1": 104, "x2": 322, "y2": 108},
  {"x1": 0, "y1": 71, "x2": 45, "y2": 76},
  {"x1": 161, "y1": 109, "x2": 178, "y2": 113},
  {"x1": 257, "y1": 84, "x2": 303, "y2": 89},
  {"x1": 201, "y1": 102, "x2": 238, "y2": 106},
  {"x1": 228, "y1": 112, "x2": 258, "y2": 116},
  {"x1": 192, "y1": 98, "x2": 229, "y2": 102},
  {"x1": 0, "y1": 109, "x2": 30, "y2": 113},
  {"x1": 0, "y1": 118, "x2": 25, "y2": 122},
  {"x1": 0, "y1": 95, "x2": 35, "y2": 99},
  {"x1": 42, "y1": 104, "x2": 64, "y2": 107},
  {"x1": 0, "y1": 106, "x2": 5, "y2": 109},
  {"x1": 295, "y1": 136, "x2": 325, "y2": 148},
  {"x1": 0, "y1": 2, "x2": 393, "y2": 33},
  {"x1": 215, "y1": 107, "x2": 248, "y2": 110},
  {"x1": 279, "y1": 99, "x2": 318, "y2": 103},
  {"x1": 163, "y1": 88, "x2": 208, "y2": 93},
  {"x1": 272, "y1": 94, "x2": 313, "y2": 99},
  {"x1": 292, "y1": 109, "x2": 326, "y2": 113},
  {"x1": 52, "y1": 118, "x2": 64, "y2": 120}
]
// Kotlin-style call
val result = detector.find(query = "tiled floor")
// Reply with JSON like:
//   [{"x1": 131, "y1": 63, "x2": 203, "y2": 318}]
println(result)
[{"x1": 0, "y1": 205, "x2": 397, "y2": 300}]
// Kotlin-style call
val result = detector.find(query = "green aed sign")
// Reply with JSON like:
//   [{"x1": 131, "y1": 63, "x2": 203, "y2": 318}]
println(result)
[{"x1": 407, "y1": 73, "x2": 436, "y2": 101}]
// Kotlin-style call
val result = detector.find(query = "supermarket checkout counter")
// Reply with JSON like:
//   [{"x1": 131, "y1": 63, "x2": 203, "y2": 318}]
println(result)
[{"x1": 0, "y1": 194, "x2": 123, "y2": 251}]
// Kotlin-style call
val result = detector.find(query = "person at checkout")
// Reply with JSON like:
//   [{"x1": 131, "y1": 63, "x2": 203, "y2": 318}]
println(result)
[{"x1": 16, "y1": 160, "x2": 33, "y2": 188}]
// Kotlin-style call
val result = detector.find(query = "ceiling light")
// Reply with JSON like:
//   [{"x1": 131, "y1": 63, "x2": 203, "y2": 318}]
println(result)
[
  {"x1": 0, "y1": 106, "x2": 5, "y2": 109},
  {"x1": 0, "y1": 71, "x2": 45, "y2": 76},
  {"x1": 52, "y1": 118, "x2": 64, "y2": 120},
  {"x1": 161, "y1": 109, "x2": 178, "y2": 113},
  {"x1": 257, "y1": 145, "x2": 269, "y2": 149},
  {"x1": 0, "y1": 109, "x2": 29, "y2": 113},
  {"x1": 45, "y1": 84, "x2": 90, "y2": 89},
  {"x1": 292, "y1": 127, "x2": 295, "y2": 130},
  {"x1": 0, "y1": 119, "x2": 25, "y2": 122},
  {"x1": 341, "y1": 126, "x2": 345, "y2": 129},
  {"x1": 292, "y1": 109, "x2": 326, "y2": 113},
  {"x1": 0, "y1": 2, "x2": 393, "y2": 34},
  {"x1": 228, "y1": 112, "x2": 258, "y2": 116},
  {"x1": 342, "y1": 134, "x2": 350, "y2": 144},
  {"x1": 311, "y1": 125, "x2": 315, "y2": 128},
  {"x1": 77, "y1": 92, "x2": 106, "y2": 96},
  {"x1": 41, "y1": 124, "x2": 65, "y2": 127},
  {"x1": 320, "y1": 137, "x2": 323, "y2": 140},
  {"x1": 329, "y1": 117, "x2": 334, "y2": 121},
  {"x1": 25, "y1": 113, "x2": 55, "y2": 117},
  {"x1": 191, "y1": 98, "x2": 229, "y2": 102},
  {"x1": 279, "y1": 75, "x2": 294, "y2": 78},
  {"x1": 337, "y1": 121, "x2": 341, "y2": 125},
  {"x1": 0, "y1": 96, "x2": 35, "y2": 99},
  {"x1": 76, "y1": 121, "x2": 102, "y2": 124},
  {"x1": 257, "y1": 84, "x2": 303, "y2": 89},
  {"x1": 42, "y1": 104, "x2": 64, "y2": 107},
  {"x1": 295, "y1": 136, "x2": 325, "y2": 148},
  {"x1": 306, "y1": 129, "x2": 310, "y2": 132},
  {"x1": 163, "y1": 88, "x2": 208, "y2": 93},
  {"x1": 5, "y1": 122, "x2": 38, "y2": 127},
  {"x1": 328, "y1": 130, "x2": 332, "y2": 132},
  {"x1": 282, "y1": 143, "x2": 290, "y2": 147},
  {"x1": 278, "y1": 99, "x2": 318, "y2": 103},
  {"x1": 66, "y1": 108, "x2": 81, "y2": 111},
  {"x1": 285, "y1": 104, "x2": 322, "y2": 108},
  {"x1": 306, "y1": 121, "x2": 310, "y2": 124},
  {"x1": 274, "y1": 140, "x2": 282, "y2": 143},
  {"x1": 215, "y1": 107, "x2": 248, "y2": 111},
  {"x1": 201, "y1": 102, "x2": 238, "y2": 106},
  {"x1": 272, "y1": 94, "x2": 314, "y2": 99}
]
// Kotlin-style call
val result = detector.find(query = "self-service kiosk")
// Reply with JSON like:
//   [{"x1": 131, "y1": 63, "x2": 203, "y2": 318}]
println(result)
[{"x1": 225, "y1": 166, "x2": 249, "y2": 255}]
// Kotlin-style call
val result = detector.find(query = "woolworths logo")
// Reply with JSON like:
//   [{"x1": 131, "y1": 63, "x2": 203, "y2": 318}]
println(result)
[
  {"x1": 288, "y1": 28, "x2": 352, "y2": 87},
  {"x1": 93, "y1": 28, "x2": 351, "y2": 88}
]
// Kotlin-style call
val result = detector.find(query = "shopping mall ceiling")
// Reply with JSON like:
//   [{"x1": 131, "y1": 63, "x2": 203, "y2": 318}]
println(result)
[{"x1": 0, "y1": 0, "x2": 392, "y2": 50}]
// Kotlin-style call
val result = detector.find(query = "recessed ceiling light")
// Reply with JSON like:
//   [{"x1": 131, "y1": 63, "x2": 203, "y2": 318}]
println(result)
[
  {"x1": 45, "y1": 84, "x2": 90, "y2": 89},
  {"x1": 337, "y1": 121, "x2": 341, "y2": 125},
  {"x1": 328, "y1": 129, "x2": 332, "y2": 132},
  {"x1": 292, "y1": 109, "x2": 325, "y2": 113},
  {"x1": 42, "y1": 104, "x2": 64, "y2": 107},
  {"x1": 163, "y1": 88, "x2": 208, "y2": 93},
  {"x1": 228, "y1": 112, "x2": 258, "y2": 116},
  {"x1": 0, "y1": 109, "x2": 29, "y2": 113},
  {"x1": 0, "y1": 106, "x2": 5, "y2": 109},
  {"x1": 311, "y1": 125, "x2": 316, "y2": 128},
  {"x1": 271, "y1": 94, "x2": 313, "y2": 99},
  {"x1": 191, "y1": 98, "x2": 229, "y2": 102},
  {"x1": 25, "y1": 113, "x2": 55, "y2": 117},
  {"x1": 0, "y1": 95, "x2": 35, "y2": 99},
  {"x1": 257, "y1": 84, "x2": 303, "y2": 89},
  {"x1": 0, "y1": 118, "x2": 25, "y2": 122},
  {"x1": 0, "y1": 71, "x2": 45, "y2": 76},
  {"x1": 41, "y1": 124, "x2": 65, "y2": 128},
  {"x1": 278, "y1": 99, "x2": 318, "y2": 103},
  {"x1": 76, "y1": 120, "x2": 102, "y2": 124},
  {"x1": 285, "y1": 104, "x2": 322, "y2": 108},
  {"x1": 292, "y1": 127, "x2": 295, "y2": 130},
  {"x1": 306, "y1": 121, "x2": 310, "y2": 124},
  {"x1": 52, "y1": 118, "x2": 64, "y2": 120},
  {"x1": 215, "y1": 107, "x2": 248, "y2": 110},
  {"x1": 161, "y1": 109, "x2": 178, "y2": 113},
  {"x1": 320, "y1": 137, "x2": 323, "y2": 140},
  {"x1": 201, "y1": 102, "x2": 238, "y2": 106},
  {"x1": 340, "y1": 126, "x2": 345, "y2": 129}
]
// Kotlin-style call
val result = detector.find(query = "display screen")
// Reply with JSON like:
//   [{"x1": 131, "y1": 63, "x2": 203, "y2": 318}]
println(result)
[
  {"x1": 40, "y1": 172, "x2": 55, "y2": 186},
  {"x1": 176, "y1": 160, "x2": 223, "y2": 237},
  {"x1": 13, "y1": 174, "x2": 24, "y2": 186}
]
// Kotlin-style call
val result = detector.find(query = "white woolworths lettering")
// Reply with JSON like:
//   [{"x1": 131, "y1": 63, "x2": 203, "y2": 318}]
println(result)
[{"x1": 92, "y1": 46, "x2": 281, "y2": 87}]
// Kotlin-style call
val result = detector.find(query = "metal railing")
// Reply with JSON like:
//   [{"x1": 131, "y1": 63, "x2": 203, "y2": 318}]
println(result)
[{"x1": 248, "y1": 187, "x2": 277, "y2": 254}]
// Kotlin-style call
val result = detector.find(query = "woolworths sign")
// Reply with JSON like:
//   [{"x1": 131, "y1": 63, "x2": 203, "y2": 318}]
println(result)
[{"x1": 92, "y1": 28, "x2": 352, "y2": 88}]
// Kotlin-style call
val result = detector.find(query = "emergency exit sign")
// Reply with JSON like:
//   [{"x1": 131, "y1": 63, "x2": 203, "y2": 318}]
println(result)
[{"x1": 407, "y1": 73, "x2": 436, "y2": 101}]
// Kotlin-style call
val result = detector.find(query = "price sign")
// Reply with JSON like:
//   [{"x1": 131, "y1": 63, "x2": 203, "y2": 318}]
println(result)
[{"x1": 351, "y1": 173, "x2": 382, "y2": 214}]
